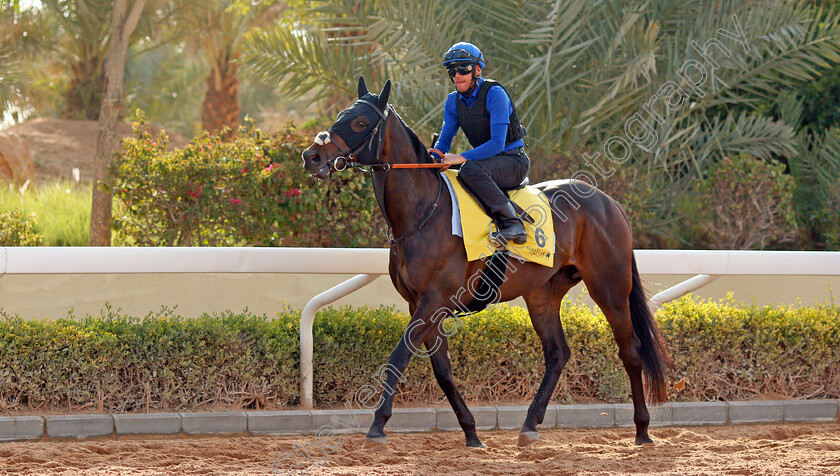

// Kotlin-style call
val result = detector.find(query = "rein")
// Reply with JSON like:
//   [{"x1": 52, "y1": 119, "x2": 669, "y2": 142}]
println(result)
[{"x1": 391, "y1": 163, "x2": 449, "y2": 169}]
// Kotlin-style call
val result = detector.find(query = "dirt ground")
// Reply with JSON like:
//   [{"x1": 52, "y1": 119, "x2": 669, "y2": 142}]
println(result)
[
  {"x1": 1, "y1": 424, "x2": 839, "y2": 475},
  {"x1": 3, "y1": 119, "x2": 188, "y2": 184}
]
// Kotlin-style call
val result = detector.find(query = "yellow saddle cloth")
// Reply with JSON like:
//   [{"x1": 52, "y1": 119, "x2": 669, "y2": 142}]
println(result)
[{"x1": 442, "y1": 169, "x2": 555, "y2": 267}]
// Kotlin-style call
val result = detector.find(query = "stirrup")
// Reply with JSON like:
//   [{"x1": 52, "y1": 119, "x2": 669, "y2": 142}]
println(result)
[
  {"x1": 489, "y1": 224, "x2": 506, "y2": 250},
  {"x1": 489, "y1": 226, "x2": 526, "y2": 249}
]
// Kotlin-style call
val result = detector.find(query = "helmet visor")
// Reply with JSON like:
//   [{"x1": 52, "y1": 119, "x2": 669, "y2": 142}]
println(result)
[{"x1": 443, "y1": 48, "x2": 480, "y2": 65}]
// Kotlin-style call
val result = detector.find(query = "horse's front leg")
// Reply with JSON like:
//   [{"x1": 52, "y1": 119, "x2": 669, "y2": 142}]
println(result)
[
  {"x1": 425, "y1": 327, "x2": 484, "y2": 448},
  {"x1": 366, "y1": 297, "x2": 450, "y2": 444}
]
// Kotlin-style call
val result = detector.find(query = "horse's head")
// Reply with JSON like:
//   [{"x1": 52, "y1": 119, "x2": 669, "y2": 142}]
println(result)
[{"x1": 302, "y1": 76, "x2": 392, "y2": 180}]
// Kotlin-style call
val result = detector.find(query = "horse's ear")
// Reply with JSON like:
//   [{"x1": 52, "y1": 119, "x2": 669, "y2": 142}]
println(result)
[
  {"x1": 377, "y1": 79, "x2": 391, "y2": 110},
  {"x1": 358, "y1": 76, "x2": 368, "y2": 98}
]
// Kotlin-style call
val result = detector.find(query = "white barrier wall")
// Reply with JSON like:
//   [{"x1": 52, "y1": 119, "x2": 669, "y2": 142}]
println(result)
[
  {"x1": 2, "y1": 248, "x2": 840, "y2": 320},
  {"x1": 2, "y1": 272, "x2": 839, "y2": 319},
  {"x1": 0, "y1": 273, "x2": 404, "y2": 319}
]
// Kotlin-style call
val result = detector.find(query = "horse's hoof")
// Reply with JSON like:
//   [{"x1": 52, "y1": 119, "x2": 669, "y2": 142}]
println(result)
[
  {"x1": 518, "y1": 431, "x2": 540, "y2": 447},
  {"x1": 635, "y1": 435, "x2": 654, "y2": 445},
  {"x1": 466, "y1": 439, "x2": 486, "y2": 449},
  {"x1": 365, "y1": 435, "x2": 387, "y2": 445}
]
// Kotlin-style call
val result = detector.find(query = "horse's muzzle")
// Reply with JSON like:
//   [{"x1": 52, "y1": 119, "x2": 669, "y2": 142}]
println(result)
[{"x1": 302, "y1": 146, "x2": 331, "y2": 179}]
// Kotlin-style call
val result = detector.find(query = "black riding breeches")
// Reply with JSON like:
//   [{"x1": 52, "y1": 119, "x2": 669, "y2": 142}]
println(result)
[{"x1": 456, "y1": 148, "x2": 530, "y2": 214}]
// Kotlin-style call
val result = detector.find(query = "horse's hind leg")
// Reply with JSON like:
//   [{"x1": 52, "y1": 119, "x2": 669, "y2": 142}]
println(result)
[
  {"x1": 518, "y1": 276, "x2": 575, "y2": 447},
  {"x1": 582, "y1": 265, "x2": 652, "y2": 445}
]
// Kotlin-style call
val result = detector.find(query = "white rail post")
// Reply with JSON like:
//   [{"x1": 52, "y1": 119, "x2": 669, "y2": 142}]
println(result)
[
  {"x1": 299, "y1": 273, "x2": 383, "y2": 409},
  {"x1": 647, "y1": 274, "x2": 722, "y2": 313},
  {"x1": 0, "y1": 247, "x2": 7, "y2": 277}
]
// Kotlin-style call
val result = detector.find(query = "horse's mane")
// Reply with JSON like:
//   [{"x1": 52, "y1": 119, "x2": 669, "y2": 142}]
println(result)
[{"x1": 390, "y1": 107, "x2": 431, "y2": 164}]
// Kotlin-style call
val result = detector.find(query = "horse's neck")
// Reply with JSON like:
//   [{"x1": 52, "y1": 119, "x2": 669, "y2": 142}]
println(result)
[{"x1": 373, "y1": 121, "x2": 444, "y2": 238}]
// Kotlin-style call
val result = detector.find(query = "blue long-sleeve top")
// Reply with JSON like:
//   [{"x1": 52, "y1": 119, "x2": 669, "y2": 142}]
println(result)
[{"x1": 433, "y1": 78, "x2": 525, "y2": 161}]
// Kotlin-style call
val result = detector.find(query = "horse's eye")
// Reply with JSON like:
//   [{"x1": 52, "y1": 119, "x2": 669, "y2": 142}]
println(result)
[{"x1": 351, "y1": 119, "x2": 368, "y2": 132}]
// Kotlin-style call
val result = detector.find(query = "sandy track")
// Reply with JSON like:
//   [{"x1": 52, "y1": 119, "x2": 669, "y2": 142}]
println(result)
[{"x1": 1, "y1": 424, "x2": 839, "y2": 475}]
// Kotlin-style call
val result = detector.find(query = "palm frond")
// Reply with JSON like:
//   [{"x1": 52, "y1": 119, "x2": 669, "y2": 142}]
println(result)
[
  {"x1": 694, "y1": 111, "x2": 797, "y2": 164},
  {"x1": 240, "y1": 23, "x2": 365, "y2": 105},
  {"x1": 509, "y1": 0, "x2": 598, "y2": 143},
  {"x1": 0, "y1": 46, "x2": 26, "y2": 111},
  {"x1": 700, "y1": 4, "x2": 840, "y2": 107},
  {"x1": 124, "y1": 44, "x2": 208, "y2": 136},
  {"x1": 790, "y1": 128, "x2": 840, "y2": 194}
]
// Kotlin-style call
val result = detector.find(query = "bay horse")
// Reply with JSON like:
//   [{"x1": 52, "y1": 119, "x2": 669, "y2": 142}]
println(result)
[{"x1": 301, "y1": 77, "x2": 672, "y2": 448}]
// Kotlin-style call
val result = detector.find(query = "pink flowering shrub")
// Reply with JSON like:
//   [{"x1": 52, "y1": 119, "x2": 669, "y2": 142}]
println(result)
[{"x1": 110, "y1": 112, "x2": 385, "y2": 246}]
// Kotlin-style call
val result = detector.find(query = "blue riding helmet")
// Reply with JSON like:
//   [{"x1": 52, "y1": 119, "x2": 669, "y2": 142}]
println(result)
[{"x1": 442, "y1": 42, "x2": 485, "y2": 69}]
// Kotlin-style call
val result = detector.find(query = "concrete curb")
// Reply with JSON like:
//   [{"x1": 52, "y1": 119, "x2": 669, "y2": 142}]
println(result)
[
  {"x1": 114, "y1": 413, "x2": 181, "y2": 436},
  {"x1": 44, "y1": 414, "x2": 113, "y2": 439},
  {"x1": 388, "y1": 408, "x2": 436, "y2": 433},
  {"x1": 437, "y1": 406, "x2": 497, "y2": 431},
  {"x1": 672, "y1": 401, "x2": 728, "y2": 426},
  {"x1": 248, "y1": 410, "x2": 311, "y2": 435},
  {"x1": 181, "y1": 412, "x2": 247, "y2": 435},
  {"x1": 615, "y1": 403, "x2": 673, "y2": 428},
  {"x1": 0, "y1": 416, "x2": 44, "y2": 441},
  {"x1": 1, "y1": 400, "x2": 837, "y2": 442}
]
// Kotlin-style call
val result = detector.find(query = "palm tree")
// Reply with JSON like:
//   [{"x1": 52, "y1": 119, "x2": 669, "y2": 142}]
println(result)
[
  {"x1": 32, "y1": 0, "x2": 178, "y2": 120},
  {"x1": 39, "y1": 0, "x2": 117, "y2": 119},
  {"x1": 123, "y1": 42, "x2": 207, "y2": 136},
  {"x1": 0, "y1": 47, "x2": 25, "y2": 120},
  {"x1": 0, "y1": 1, "x2": 51, "y2": 123},
  {"x1": 176, "y1": 0, "x2": 285, "y2": 134}
]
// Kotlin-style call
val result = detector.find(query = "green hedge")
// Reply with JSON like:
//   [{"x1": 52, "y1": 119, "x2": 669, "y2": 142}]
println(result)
[
  {"x1": 110, "y1": 112, "x2": 387, "y2": 247},
  {"x1": 1, "y1": 297, "x2": 838, "y2": 413},
  {"x1": 0, "y1": 209, "x2": 43, "y2": 246}
]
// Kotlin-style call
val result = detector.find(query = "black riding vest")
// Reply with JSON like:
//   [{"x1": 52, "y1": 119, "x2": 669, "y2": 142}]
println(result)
[{"x1": 455, "y1": 79, "x2": 526, "y2": 149}]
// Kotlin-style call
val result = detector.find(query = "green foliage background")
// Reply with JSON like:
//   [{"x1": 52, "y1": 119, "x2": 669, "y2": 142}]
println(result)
[
  {"x1": 239, "y1": 0, "x2": 840, "y2": 250},
  {"x1": 109, "y1": 113, "x2": 387, "y2": 247},
  {"x1": 0, "y1": 182, "x2": 89, "y2": 246},
  {"x1": 4, "y1": 0, "x2": 840, "y2": 250}
]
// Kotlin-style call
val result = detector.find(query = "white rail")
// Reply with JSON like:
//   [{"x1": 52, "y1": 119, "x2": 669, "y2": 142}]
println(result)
[
  {"x1": 3, "y1": 248, "x2": 840, "y2": 409},
  {"x1": 0, "y1": 247, "x2": 389, "y2": 275}
]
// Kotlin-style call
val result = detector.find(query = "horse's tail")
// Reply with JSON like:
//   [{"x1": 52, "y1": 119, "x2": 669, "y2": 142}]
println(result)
[{"x1": 628, "y1": 253, "x2": 673, "y2": 403}]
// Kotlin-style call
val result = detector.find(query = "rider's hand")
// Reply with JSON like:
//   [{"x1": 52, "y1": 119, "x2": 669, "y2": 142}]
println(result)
[{"x1": 442, "y1": 153, "x2": 467, "y2": 166}]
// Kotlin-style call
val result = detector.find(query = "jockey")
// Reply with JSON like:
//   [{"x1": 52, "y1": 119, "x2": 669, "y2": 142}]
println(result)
[{"x1": 430, "y1": 42, "x2": 529, "y2": 245}]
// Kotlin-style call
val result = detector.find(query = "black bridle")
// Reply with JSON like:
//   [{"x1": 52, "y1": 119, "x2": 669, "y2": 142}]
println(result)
[{"x1": 317, "y1": 99, "x2": 444, "y2": 245}]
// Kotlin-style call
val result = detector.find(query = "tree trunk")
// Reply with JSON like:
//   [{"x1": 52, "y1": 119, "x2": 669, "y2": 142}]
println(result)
[
  {"x1": 90, "y1": 0, "x2": 146, "y2": 246},
  {"x1": 201, "y1": 58, "x2": 240, "y2": 134},
  {"x1": 64, "y1": 57, "x2": 106, "y2": 120}
]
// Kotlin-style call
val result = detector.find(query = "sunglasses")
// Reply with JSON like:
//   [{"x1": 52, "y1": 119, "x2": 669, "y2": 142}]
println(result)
[{"x1": 447, "y1": 64, "x2": 475, "y2": 77}]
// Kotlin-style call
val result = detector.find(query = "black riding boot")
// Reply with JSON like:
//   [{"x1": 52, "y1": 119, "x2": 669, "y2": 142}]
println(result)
[{"x1": 491, "y1": 202, "x2": 527, "y2": 245}]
